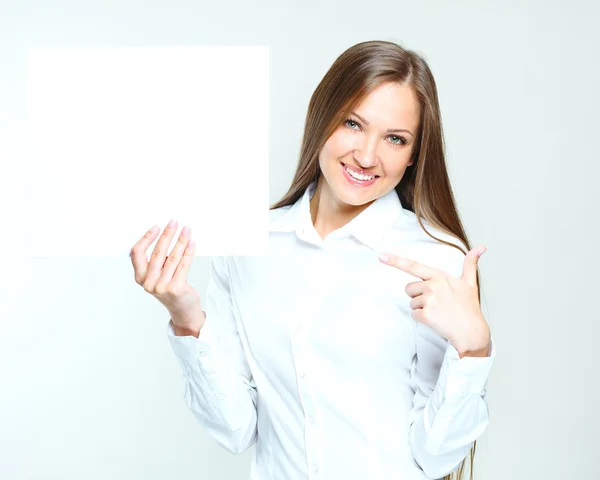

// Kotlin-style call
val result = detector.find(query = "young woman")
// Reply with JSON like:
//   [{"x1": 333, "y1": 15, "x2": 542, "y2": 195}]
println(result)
[{"x1": 130, "y1": 40, "x2": 496, "y2": 480}]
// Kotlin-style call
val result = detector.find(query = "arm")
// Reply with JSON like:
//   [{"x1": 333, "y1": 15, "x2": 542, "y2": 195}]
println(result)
[
  {"x1": 407, "y1": 322, "x2": 496, "y2": 478},
  {"x1": 167, "y1": 255, "x2": 258, "y2": 454},
  {"x1": 406, "y1": 245, "x2": 497, "y2": 479}
]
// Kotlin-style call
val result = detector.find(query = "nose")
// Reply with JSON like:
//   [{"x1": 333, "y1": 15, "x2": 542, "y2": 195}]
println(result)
[{"x1": 353, "y1": 135, "x2": 379, "y2": 168}]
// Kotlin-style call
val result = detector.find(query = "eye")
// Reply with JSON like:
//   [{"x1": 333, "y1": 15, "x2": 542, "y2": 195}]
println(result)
[
  {"x1": 344, "y1": 119, "x2": 360, "y2": 130},
  {"x1": 344, "y1": 119, "x2": 408, "y2": 147},
  {"x1": 389, "y1": 135, "x2": 408, "y2": 146}
]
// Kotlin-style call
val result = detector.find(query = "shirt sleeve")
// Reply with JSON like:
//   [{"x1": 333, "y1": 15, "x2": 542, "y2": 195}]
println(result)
[
  {"x1": 166, "y1": 255, "x2": 258, "y2": 455},
  {"x1": 407, "y1": 246, "x2": 497, "y2": 479}
]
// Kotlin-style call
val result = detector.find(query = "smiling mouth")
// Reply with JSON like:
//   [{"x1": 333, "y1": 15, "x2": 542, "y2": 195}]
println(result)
[
  {"x1": 340, "y1": 162, "x2": 380, "y2": 187},
  {"x1": 341, "y1": 162, "x2": 379, "y2": 179}
]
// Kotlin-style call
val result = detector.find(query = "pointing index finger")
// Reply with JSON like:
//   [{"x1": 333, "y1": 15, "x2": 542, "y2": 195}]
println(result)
[{"x1": 379, "y1": 254, "x2": 435, "y2": 281}]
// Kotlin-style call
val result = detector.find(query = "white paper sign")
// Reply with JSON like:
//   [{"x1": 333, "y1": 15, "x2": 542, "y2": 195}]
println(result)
[{"x1": 27, "y1": 46, "x2": 270, "y2": 258}]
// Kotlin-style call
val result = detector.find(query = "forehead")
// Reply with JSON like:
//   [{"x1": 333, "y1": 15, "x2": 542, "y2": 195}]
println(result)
[{"x1": 353, "y1": 82, "x2": 420, "y2": 131}]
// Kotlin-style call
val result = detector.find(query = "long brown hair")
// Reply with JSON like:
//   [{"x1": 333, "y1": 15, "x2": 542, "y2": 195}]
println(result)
[{"x1": 270, "y1": 40, "x2": 483, "y2": 480}]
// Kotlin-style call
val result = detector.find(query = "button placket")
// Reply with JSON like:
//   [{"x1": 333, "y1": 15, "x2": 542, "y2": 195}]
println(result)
[
  {"x1": 289, "y1": 247, "x2": 326, "y2": 478},
  {"x1": 309, "y1": 248, "x2": 328, "y2": 476}
]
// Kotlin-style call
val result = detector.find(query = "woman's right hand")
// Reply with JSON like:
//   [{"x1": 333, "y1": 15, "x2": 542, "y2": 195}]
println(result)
[{"x1": 130, "y1": 219, "x2": 205, "y2": 331}]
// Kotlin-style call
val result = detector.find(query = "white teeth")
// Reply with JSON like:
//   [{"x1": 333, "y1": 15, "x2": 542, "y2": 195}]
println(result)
[{"x1": 344, "y1": 165, "x2": 375, "y2": 181}]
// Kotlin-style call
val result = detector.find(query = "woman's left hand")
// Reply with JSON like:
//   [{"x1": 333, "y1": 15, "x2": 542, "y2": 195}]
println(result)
[{"x1": 378, "y1": 246, "x2": 491, "y2": 356}]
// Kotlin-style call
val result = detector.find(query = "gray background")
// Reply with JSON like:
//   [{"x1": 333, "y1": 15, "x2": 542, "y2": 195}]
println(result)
[{"x1": 1, "y1": 1, "x2": 599, "y2": 479}]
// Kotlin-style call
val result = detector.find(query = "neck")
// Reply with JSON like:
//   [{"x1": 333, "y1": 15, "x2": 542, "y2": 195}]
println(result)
[{"x1": 309, "y1": 177, "x2": 372, "y2": 239}]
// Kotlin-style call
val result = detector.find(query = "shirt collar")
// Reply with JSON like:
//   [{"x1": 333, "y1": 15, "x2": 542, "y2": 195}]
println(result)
[{"x1": 269, "y1": 180, "x2": 407, "y2": 250}]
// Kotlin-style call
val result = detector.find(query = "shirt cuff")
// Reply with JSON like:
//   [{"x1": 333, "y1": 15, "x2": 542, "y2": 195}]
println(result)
[
  {"x1": 166, "y1": 313, "x2": 219, "y2": 377},
  {"x1": 427, "y1": 337, "x2": 496, "y2": 419}
]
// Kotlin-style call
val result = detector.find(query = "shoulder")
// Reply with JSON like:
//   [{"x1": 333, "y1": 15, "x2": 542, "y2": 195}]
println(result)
[
  {"x1": 210, "y1": 254, "x2": 230, "y2": 272},
  {"x1": 268, "y1": 204, "x2": 294, "y2": 231},
  {"x1": 269, "y1": 205, "x2": 293, "y2": 222}
]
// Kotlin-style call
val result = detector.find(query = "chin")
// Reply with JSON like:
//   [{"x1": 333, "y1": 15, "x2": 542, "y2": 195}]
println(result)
[{"x1": 331, "y1": 180, "x2": 379, "y2": 207}]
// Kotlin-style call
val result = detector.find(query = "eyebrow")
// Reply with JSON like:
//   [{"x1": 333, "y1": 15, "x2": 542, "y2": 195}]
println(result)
[{"x1": 350, "y1": 111, "x2": 414, "y2": 136}]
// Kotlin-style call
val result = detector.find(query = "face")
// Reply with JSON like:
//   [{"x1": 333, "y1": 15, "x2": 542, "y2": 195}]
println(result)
[{"x1": 317, "y1": 81, "x2": 420, "y2": 212}]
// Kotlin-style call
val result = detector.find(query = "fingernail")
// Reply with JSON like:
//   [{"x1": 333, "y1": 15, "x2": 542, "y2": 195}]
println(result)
[
  {"x1": 477, "y1": 247, "x2": 486, "y2": 256},
  {"x1": 168, "y1": 218, "x2": 176, "y2": 227},
  {"x1": 379, "y1": 254, "x2": 389, "y2": 262}
]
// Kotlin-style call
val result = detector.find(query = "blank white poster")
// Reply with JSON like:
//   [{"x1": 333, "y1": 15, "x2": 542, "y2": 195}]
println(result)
[{"x1": 27, "y1": 46, "x2": 270, "y2": 259}]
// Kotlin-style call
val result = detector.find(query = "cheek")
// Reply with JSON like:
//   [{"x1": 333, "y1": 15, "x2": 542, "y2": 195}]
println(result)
[
  {"x1": 324, "y1": 130, "x2": 353, "y2": 155},
  {"x1": 384, "y1": 156, "x2": 413, "y2": 178}
]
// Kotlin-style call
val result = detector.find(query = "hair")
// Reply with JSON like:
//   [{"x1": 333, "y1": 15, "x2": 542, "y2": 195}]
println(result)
[{"x1": 270, "y1": 40, "x2": 482, "y2": 480}]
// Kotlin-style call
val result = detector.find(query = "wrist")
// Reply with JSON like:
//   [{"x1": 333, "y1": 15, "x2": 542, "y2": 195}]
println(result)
[
  {"x1": 171, "y1": 309, "x2": 206, "y2": 338},
  {"x1": 452, "y1": 322, "x2": 491, "y2": 357},
  {"x1": 172, "y1": 321, "x2": 202, "y2": 338},
  {"x1": 457, "y1": 343, "x2": 490, "y2": 358}
]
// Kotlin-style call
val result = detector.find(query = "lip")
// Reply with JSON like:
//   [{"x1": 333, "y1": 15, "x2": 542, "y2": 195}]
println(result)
[
  {"x1": 340, "y1": 162, "x2": 378, "y2": 187},
  {"x1": 341, "y1": 162, "x2": 378, "y2": 177}
]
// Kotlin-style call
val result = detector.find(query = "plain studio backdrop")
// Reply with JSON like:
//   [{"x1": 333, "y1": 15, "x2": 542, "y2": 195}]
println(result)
[{"x1": 1, "y1": 1, "x2": 599, "y2": 479}]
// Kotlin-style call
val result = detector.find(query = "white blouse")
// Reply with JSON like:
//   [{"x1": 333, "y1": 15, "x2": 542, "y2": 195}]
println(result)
[{"x1": 167, "y1": 180, "x2": 497, "y2": 480}]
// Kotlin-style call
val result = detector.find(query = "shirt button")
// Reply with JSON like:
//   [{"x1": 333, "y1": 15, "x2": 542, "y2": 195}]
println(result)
[
  {"x1": 295, "y1": 323, "x2": 301, "y2": 330},
  {"x1": 299, "y1": 371, "x2": 305, "y2": 378},
  {"x1": 312, "y1": 464, "x2": 319, "y2": 473},
  {"x1": 308, "y1": 415, "x2": 315, "y2": 425}
]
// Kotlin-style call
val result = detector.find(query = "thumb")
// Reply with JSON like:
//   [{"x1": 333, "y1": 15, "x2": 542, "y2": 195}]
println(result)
[{"x1": 461, "y1": 246, "x2": 486, "y2": 287}]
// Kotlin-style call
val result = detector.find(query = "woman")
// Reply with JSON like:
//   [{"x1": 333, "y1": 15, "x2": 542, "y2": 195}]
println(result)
[{"x1": 130, "y1": 40, "x2": 496, "y2": 480}]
